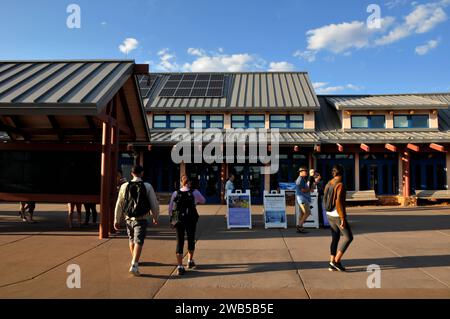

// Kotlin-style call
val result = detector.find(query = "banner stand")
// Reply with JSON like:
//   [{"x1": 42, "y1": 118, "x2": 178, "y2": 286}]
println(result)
[
  {"x1": 263, "y1": 190, "x2": 287, "y2": 229},
  {"x1": 226, "y1": 189, "x2": 252, "y2": 229},
  {"x1": 295, "y1": 190, "x2": 320, "y2": 229}
]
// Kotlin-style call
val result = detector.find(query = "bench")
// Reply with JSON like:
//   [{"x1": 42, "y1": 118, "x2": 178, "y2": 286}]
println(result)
[
  {"x1": 346, "y1": 190, "x2": 378, "y2": 202},
  {"x1": 415, "y1": 190, "x2": 450, "y2": 200}
]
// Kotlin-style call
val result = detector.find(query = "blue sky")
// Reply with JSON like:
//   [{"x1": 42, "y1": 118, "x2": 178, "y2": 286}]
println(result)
[{"x1": 0, "y1": 0, "x2": 449, "y2": 94}]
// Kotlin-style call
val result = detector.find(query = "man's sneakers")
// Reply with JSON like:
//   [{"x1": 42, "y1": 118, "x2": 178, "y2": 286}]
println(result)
[
  {"x1": 329, "y1": 261, "x2": 346, "y2": 272},
  {"x1": 187, "y1": 260, "x2": 196, "y2": 269},
  {"x1": 129, "y1": 262, "x2": 141, "y2": 276},
  {"x1": 177, "y1": 260, "x2": 196, "y2": 275},
  {"x1": 177, "y1": 266, "x2": 186, "y2": 276}
]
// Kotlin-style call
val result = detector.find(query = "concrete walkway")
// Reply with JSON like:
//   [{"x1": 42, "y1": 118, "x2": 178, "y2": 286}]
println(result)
[{"x1": 0, "y1": 203, "x2": 449, "y2": 299}]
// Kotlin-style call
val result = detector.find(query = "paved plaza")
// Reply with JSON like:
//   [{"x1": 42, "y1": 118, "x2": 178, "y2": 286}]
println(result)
[{"x1": 0, "y1": 203, "x2": 449, "y2": 299}]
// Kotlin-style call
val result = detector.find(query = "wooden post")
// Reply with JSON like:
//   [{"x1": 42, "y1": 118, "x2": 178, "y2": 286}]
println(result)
[
  {"x1": 402, "y1": 151, "x2": 411, "y2": 198},
  {"x1": 354, "y1": 152, "x2": 360, "y2": 191},
  {"x1": 109, "y1": 122, "x2": 119, "y2": 234},
  {"x1": 100, "y1": 117, "x2": 112, "y2": 239},
  {"x1": 221, "y1": 163, "x2": 227, "y2": 204},
  {"x1": 447, "y1": 151, "x2": 450, "y2": 190}
]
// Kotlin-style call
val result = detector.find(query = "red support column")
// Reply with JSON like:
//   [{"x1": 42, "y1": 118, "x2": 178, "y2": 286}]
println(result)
[
  {"x1": 109, "y1": 122, "x2": 119, "y2": 235},
  {"x1": 100, "y1": 117, "x2": 112, "y2": 239},
  {"x1": 402, "y1": 151, "x2": 411, "y2": 198}
]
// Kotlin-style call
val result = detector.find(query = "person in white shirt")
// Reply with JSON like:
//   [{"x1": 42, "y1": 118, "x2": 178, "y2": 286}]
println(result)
[{"x1": 114, "y1": 165, "x2": 159, "y2": 276}]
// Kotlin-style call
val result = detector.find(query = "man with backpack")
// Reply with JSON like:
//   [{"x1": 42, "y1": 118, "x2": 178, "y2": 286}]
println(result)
[
  {"x1": 168, "y1": 175, "x2": 205, "y2": 276},
  {"x1": 323, "y1": 164, "x2": 353, "y2": 272},
  {"x1": 114, "y1": 165, "x2": 159, "y2": 276}
]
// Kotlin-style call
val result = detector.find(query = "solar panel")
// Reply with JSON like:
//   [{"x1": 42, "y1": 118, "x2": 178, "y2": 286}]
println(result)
[
  {"x1": 174, "y1": 88, "x2": 192, "y2": 97},
  {"x1": 206, "y1": 88, "x2": 223, "y2": 97},
  {"x1": 183, "y1": 74, "x2": 197, "y2": 81},
  {"x1": 209, "y1": 80, "x2": 223, "y2": 88},
  {"x1": 191, "y1": 88, "x2": 207, "y2": 97},
  {"x1": 159, "y1": 88, "x2": 176, "y2": 97},
  {"x1": 169, "y1": 74, "x2": 182, "y2": 81},
  {"x1": 159, "y1": 74, "x2": 226, "y2": 98},
  {"x1": 197, "y1": 74, "x2": 210, "y2": 81},
  {"x1": 137, "y1": 74, "x2": 162, "y2": 98},
  {"x1": 164, "y1": 81, "x2": 179, "y2": 88},
  {"x1": 178, "y1": 81, "x2": 195, "y2": 88},
  {"x1": 194, "y1": 81, "x2": 209, "y2": 88},
  {"x1": 210, "y1": 74, "x2": 224, "y2": 81}
]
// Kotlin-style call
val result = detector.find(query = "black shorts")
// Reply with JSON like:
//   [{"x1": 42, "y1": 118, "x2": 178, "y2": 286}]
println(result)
[{"x1": 126, "y1": 219, "x2": 148, "y2": 245}]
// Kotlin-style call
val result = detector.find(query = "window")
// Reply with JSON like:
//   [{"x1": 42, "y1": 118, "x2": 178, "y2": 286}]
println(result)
[
  {"x1": 153, "y1": 115, "x2": 186, "y2": 129},
  {"x1": 270, "y1": 115, "x2": 304, "y2": 129},
  {"x1": 394, "y1": 115, "x2": 429, "y2": 128},
  {"x1": 190, "y1": 115, "x2": 224, "y2": 129},
  {"x1": 351, "y1": 115, "x2": 385, "y2": 129},
  {"x1": 231, "y1": 115, "x2": 265, "y2": 128}
]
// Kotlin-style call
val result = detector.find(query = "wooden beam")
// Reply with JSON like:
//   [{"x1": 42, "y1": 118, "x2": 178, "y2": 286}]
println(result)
[
  {"x1": 430, "y1": 143, "x2": 446, "y2": 152},
  {"x1": 406, "y1": 143, "x2": 420, "y2": 152},
  {"x1": 360, "y1": 143, "x2": 370, "y2": 152},
  {"x1": 47, "y1": 115, "x2": 64, "y2": 141},
  {"x1": 0, "y1": 193, "x2": 99, "y2": 203},
  {"x1": 0, "y1": 142, "x2": 101, "y2": 152},
  {"x1": 86, "y1": 116, "x2": 100, "y2": 141},
  {"x1": 314, "y1": 144, "x2": 321, "y2": 153},
  {"x1": 9, "y1": 116, "x2": 30, "y2": 141},
  {"x1": 100, "y1": 114, "x2": 112, "y2": 239},
  {"x1": 385, "y1": 143, "x2": 397, "y2": 152},
  {"x1": 119, "y1": 88, "x2": 137, "y2": 140},
  {"x1": 337, "y1": 143, "x2": 344, "y2": 152}
]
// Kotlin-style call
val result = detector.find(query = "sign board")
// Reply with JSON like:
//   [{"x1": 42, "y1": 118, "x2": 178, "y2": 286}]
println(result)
[
  {"x1": 263, "y1": 190, "x2": 287, "y2": 229},
  {"x1": 295, "y1": 190, "x2": 320, "y2": 229},
  {"x1": 226, "y1": 189, "x2": 252, "y2": 229}
]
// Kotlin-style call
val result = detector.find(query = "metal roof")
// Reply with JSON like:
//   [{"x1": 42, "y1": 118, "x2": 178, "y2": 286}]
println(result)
[
  {"x1": 143, "y1": 72, "x2": 320, "y2": 110},
  {"x1": 326, "y1": 95, "x2": 448, "y2": 110},
  {"x1": 0, "y1": 60, "x2": 134, "y2": 115}
]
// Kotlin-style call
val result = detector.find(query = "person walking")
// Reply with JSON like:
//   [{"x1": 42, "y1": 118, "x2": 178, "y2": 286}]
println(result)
[
  {"x1": 224, "y1": 174, "x2": 235, "y2": 201},
  {"x1": 169, "y1": 175, "x2": 206, "y2": 276},
  {"x1": 114, "y1": 165, "x2": 160, "y2": 276},
  {"x1": 68, "y1": 203, "x2": 82, "y2": 229},
  {"x1": 83, "y1": 203, "x2": 97, "y2": 226},
  {"x1": 19, "y1": 202, "x2": 36, "y2": 223},
  {"x1": 295, "y1": 167, "x2": 311, "y2": 233},
  {"x1": 323, "y1": 164, "x2": 353, "y2": 272}
]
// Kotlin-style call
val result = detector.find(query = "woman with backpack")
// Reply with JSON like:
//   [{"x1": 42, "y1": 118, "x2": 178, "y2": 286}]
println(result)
[
  {"x1": 168, "y1": 175, "x2": 206, "y2": 276},
  {"x1": 323, "y1": 164, "x2": 353, "y2": 272}
]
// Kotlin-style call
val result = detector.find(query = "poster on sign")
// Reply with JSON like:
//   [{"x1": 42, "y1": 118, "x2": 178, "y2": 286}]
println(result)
[
  {"x1": 226, "y1": 190, "x2": 252, "y2": 229},
  {"x1": 295, "y1": 190, "x2": 320, "y2": 229},
  {"x1": 263, "y1": 191, "x2": 287, "y2": 229}
]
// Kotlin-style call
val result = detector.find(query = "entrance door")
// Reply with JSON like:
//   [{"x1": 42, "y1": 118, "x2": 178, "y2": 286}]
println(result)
[
  {"x1": 410, "y1": 153, "x2": 446, "y2": 192},
  {"x1": 360, "y1": 154, "x2": 398, "y2": 195},
  {"x1": 316, "y1": 154, "x2": 355, "y2": 191},
  {"x1": 230, "y1": 165, "x2": 264, "y2": 204},
  {"x1": 186, "y1": 164, "x2": 221, "y2": 204}
]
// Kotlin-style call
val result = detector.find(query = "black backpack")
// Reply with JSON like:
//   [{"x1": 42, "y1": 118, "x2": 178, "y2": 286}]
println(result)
[
  {"x1": 171, "y1": 190, "x2": 199, "y2": 224},
  {"x1": 323, "y1": 181, "x2": 338, "y2": 212},
  {"x1": 123, "y1": 181, "x2": 151, "y2": 218}
]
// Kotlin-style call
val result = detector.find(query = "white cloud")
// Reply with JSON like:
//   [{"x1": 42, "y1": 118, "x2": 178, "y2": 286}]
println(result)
[
  {"x1": 187, "y1": 48, "x2": 205, "y2": 57},
  {"x1": 268, "y1": 61, "x2": 295, "y2": 72},
  {"x1": 119, "y1": 38, "x2": 139, "y2": 55},
  {"x1": 385, "y1": 0, "x2": 410, "y2": 10},
  {"x1": 304, "y1": 18, "x2": 394, "y2": 54},
  {"x1": 296, "y1": 0, "x2": 448, "y2": 59},
  {"x1": 154, "y1": 48, "x2": 180, "y2": 71},
  {"x1": 313, "y1": 82, "x2": 363, "y2": 94},
  {"x1": 376, "y1": 1, "x2": 448, "y2": 45},
  {"x1": 415, "y1": 39, "x2": 440, "y2": 55},
  {"x1": 293, "y1": 50, "x2": 316, "y2": 62},
  {"x1": 101, "y1": 21, "x2": 107, "y2": 26}
]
